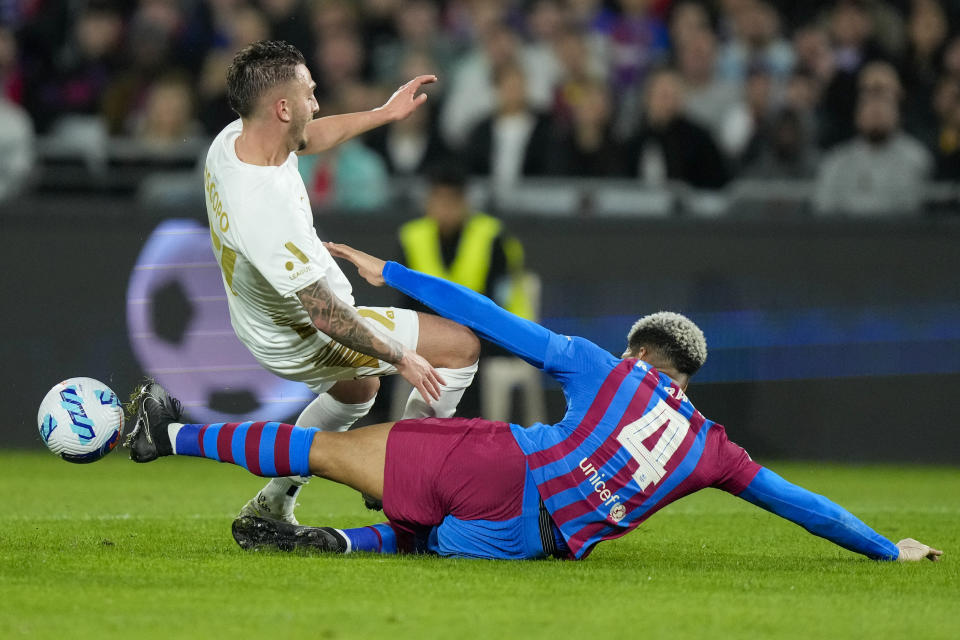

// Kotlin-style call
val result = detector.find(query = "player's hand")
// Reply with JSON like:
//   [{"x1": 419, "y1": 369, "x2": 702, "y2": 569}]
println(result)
[
  {"x1": 395, "y1": 348, "x2": 446, "y2": 402},
  {"x1": 896, "y1": 538, "x2": 943, "y2": 562},
  {"x1": 324, "y1": 242, "x2": 387, "y2": 286},
  {"x1": 376, "y1": 75, "x2": 438, "y2": 122}
]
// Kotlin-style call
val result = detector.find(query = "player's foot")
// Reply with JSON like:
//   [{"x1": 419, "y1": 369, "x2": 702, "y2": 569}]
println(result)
[
  {"x1": 123, "y1": 381, "x2": 182, "y2": 463},
  {"x1": 237, "y1": 490, "x2": 301, "y2": 526},
  {"x1": 231, "y1": 515, "x2": 346, "y2": 553}
]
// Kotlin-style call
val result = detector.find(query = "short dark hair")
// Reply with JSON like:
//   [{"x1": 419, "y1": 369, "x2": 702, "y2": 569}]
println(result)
[
  {"x1": 226, "y1": 40, "x2": 306, "y2": 119},
  {"x1": 627, "y1": 312, "x2": 707, "y2": 376},
  {"x1": 427, "y1": 163, "x2": 468, "y2": 191}
]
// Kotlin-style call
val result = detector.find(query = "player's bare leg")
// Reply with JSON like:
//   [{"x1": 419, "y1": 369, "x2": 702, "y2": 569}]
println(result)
[
  {"x1": 307, "y1": 421, "x2": 395, "y2": 499},
  {"x1": 125, "y1": 382, "x2": 402, "y2": 552},
  {"x1": 232, "y1": 422, "x2": 416, "y2": 555},
  {"x1": 400, "y1": 312, "x2": 480, "y2": 419},
  {"x1": 233, "y1": 422, "x2": 400, "y2": 554},
  {"x1": 243, "y1": 377, "x2": 381, "y2": 523}
]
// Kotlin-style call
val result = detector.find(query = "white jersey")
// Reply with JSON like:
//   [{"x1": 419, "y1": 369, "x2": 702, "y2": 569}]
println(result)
[{"x1": 203, "y1": 119, "x2": 357, "y2": 372}]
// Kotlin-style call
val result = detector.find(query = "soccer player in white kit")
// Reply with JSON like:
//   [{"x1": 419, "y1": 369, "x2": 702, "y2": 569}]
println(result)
[{"x1": 202, "y1": 41, "x2": 481, "y2": 523}]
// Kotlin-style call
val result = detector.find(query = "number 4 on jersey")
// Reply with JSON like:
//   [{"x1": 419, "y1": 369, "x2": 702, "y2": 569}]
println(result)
[{"x1": 617, "y1": 399, "x2": 690, "y2": 491}]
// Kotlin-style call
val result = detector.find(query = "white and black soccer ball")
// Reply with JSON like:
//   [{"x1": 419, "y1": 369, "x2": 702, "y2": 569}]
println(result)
[{"x1": 37, "y1": 377, "x2": 124, "y2": 464}]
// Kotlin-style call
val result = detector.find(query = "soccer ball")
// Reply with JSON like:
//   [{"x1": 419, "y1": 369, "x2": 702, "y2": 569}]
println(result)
[{"x1": 37, "y1": 377, "x2": 124, "y2": 464}]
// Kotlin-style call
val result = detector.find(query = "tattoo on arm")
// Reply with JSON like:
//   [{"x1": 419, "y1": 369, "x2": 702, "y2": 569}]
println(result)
[{"x1": 297, "y1": 280, "x2": 404, "y2": 364}]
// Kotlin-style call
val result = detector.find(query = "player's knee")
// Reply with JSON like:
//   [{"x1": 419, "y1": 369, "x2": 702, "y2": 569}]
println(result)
[
  {"x1": 329, "y1": 377, "x2": 380, "y2": 404},
  {"x1": 453, "y1": 325, "x2": 481, "y2": 367},
  {"x1": 418, "y1": 314, "x2": 480, "y2": 368}
]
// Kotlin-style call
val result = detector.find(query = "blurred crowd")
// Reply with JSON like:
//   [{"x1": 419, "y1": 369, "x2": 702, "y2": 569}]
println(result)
[{"x1": 4, "y1": 0, "x2": 960, "y2": 215}]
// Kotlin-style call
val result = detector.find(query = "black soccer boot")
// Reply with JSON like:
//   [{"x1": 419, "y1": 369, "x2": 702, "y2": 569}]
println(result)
[
  {"x1": 231, "y1": 515, "x2": 347, "y2": 553},
  {"x1": 123, "y1": 381, "x2": 183, "y2": 463}
]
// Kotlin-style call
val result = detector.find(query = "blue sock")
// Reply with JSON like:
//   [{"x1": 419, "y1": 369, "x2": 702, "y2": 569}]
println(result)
[
  {"x1": 170, "y1": 421, "x2": 318, "y2": 477},
  {"x1": 338, "y1": 523, "x2": 398, "y2": 554}
]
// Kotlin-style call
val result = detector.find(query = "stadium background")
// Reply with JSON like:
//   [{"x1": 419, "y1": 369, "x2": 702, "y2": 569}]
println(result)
[{"x1": 0, "y1": 0, "x2": 958, "y2": 464}]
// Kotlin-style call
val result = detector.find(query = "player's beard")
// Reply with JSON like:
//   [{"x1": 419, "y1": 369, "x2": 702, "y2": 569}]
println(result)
[{"x1": 293, "y1": 112, "x2": 310, "y2": 152}]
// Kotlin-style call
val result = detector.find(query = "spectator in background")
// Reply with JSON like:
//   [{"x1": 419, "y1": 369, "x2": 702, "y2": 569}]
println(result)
[
  {"x1": 858, "y1": 59, "x2": 902, "y2": 101},
  {"x1": 901, "y1": 0, "x2": 948, "y2": 137},
  {"x1": 932, "y1": 77, "x2": 960, "y2": 180},
  {"x1": 675, "y1": 26, "x2": 745, "y2": 153},
  {"x1": 366, "y1": 51, "x2": 450, "y2": 177},
  {"x1": 720, "y1": 64, "x2": 776, "y2": 166},
  {"x1": 196, "y1": 3, "x2": 271, "y2": 135},
  {"x1": 550, "y1": 25, "x2": 607, "y2": 127},
  {"x1": 440, "y1": 21, "x2": 556, "y2": 149},
  {"x1": 0, "y1": 25, "x2": 23, "y2": 104},
  {"x1": 624, "y1": 67, "x2": 729, "y2": 189},
  {"x1": 793, "y1": 23, "x2": 836, "y2": 91},
  {"x1": 358, "y1": 0, "x2": 401, "y2": 54},
  {"x1": 309, "y1": 0, "x2": 360, "y2": 40},
  {"x1": 942, "y1": 35, "x2": 960, "y2": 79},
  {"x1": 819, "y1": 0, "x2": 887, "y2": 148},
  {"x1": 298, "y1": 88, "x2": 390, "y2": 211},
  {"x1": 102, "y1": 0, "x2": 189, "y2": 135},
  {"x1": 608, "y1": 0, "x2": 670, "y2": 137},
  {"x1": 608, "y1": 0, "x2": 669, "y2": 94},
  {"x1": 462, "y1": 63, "x2": 553, "y2": 188},
  {"x1": 669, "y1": 0, "x2": 713, "y2": 47},
  {"x1": 814, "y1": 94, "x2": 931, "y2": 216},
  {"x1": 369, "y1": 0, "x2": 457, "y2": 86},
  {"x1": 784, "y1": 68, "x2": 823, "y2": 144},
  {"x1": 260, "y1": 0, "x2": 314, "y2": 57},
  {"x1": 565, "y1": 0, "x2": 618, "y2": 37},
  {"x1": 180, "y1": 0, "x2": 243, "y2": 53},
  {"x1": 716, "y1": 0, "x2": 794, "y2": 85},
  {"x1": 563, "y1": 0, "x2": 617, "y2": 74},
  {"x1": 525, "y1": 0, "x2": 566, "y2": 87},
  {"x1": 899, "y1": 0, "x2": 950, "y2": 151},
  {"x1": 133, "y1": 74, "x2": 202, "y2": 149},
  {"x1": 743, "y1": 107, "x2": 818, "y2": 179},
  {"x1": 33, "y1": 3, "x2": 123, "y2": 131},
  {"x1": 549, "y1": 79, "x2": 626, "y2": 176},
  {"x1": 0, "y1": 89, "x2": 35, "y2": 202},
  {"x1": 313, "y1": 29, "x2": 367, "y2": 102}
]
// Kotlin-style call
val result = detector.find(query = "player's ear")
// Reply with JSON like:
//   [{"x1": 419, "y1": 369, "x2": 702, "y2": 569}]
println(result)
[{"x1": 276, "y1": 97, "x2": 292, "y2": 123}]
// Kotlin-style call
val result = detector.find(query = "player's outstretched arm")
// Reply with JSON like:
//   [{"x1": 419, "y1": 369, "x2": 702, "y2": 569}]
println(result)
[
  {"x1": 325, "y1": 242, "x2": 554, "y2": 368},
  {"x1": 296, "y1": 279, "x2": 445, "y2": 401},
  {"x1": 737, "y1": 467, "x2": 942, "y2": 562},
  {"x1": 297, "y1": 75, "x2": 437, "y2": 156}
]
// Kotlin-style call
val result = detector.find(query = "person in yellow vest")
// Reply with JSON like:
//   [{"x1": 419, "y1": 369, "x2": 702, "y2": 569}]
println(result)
[
  {"x1": 398, "y1": 165, "x2": 532, "y2": 320},
  {"x1": 397, "y1": 164, "x2": 532, "y2": 416}
]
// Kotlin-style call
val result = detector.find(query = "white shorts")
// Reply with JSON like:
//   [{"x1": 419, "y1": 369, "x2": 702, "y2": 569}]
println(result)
[{"x1": 255, "y1": 306, "x2": 420, "y2": 394}]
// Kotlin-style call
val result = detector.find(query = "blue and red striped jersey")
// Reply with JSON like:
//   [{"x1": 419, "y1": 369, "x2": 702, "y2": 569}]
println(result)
[
  {"x1": 511, "y1": 334, "x2": 760, "y2": 559},
  {"x1": 383, "y1": 261, "x2": 899, "y2": 561}
]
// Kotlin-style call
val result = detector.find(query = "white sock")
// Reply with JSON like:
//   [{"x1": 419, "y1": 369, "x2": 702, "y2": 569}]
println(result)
[
  {"x1": 258, "y1": 393, "x2": 377, "y2": 507},
  {"x1": 167, "y1": 422, "x2": 184, "y2": 454},
  {"x1": 297, "y1": 393, "x2": 376, "y2": 432},
  {"x1": 402, "y1": 360, "x2": 478, "y2": 419}
]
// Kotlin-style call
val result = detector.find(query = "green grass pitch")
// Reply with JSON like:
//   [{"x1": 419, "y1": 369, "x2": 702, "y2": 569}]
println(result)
[{"x1": 1, "y1": 451, "x2": 957, "y2": 639}]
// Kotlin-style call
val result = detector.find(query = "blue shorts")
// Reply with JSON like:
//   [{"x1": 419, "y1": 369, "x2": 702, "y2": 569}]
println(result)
[{"x1": 425, "y1": 464, "x2": 547, "y2": 559}]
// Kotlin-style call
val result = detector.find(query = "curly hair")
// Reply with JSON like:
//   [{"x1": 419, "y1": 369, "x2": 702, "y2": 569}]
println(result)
[
  {"x1": 626, "y1": 311, "x2": 707, "y2": 376},
  {"x1": 226, "y1": 40, "x2": 306, "y2": 118}
]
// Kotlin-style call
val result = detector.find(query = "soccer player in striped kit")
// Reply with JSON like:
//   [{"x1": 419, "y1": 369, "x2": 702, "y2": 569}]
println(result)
[{"x1": 125, "y1": 245, "x2": 942, "y2": 562}]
